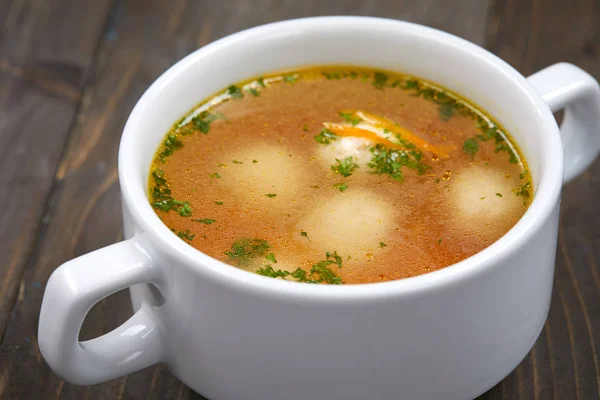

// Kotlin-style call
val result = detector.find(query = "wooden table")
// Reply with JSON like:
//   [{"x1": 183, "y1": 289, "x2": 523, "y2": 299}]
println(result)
[{"x1": 1, "y1": 0, "x2": 599, "y2": 398}]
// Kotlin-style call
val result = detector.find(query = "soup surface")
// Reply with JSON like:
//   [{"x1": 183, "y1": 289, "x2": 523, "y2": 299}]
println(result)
[{"x1": 149, "y1": 67, "x2": 532, "y2": 285}]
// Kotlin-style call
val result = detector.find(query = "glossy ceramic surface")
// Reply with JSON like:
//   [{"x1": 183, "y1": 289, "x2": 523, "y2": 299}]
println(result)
[{"x1": 38, "y1": 17, "x2": 600, "y2": 400}]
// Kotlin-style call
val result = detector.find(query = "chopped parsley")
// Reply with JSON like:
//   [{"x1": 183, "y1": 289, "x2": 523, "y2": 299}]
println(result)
[
  {"x1": 209, "y1": 172, "x2": 221, "y2": 179},
  {"x1": 379, "y1": 242, "x2": 387, "y2": 248},
  {"x1": 252, "y1": 159, "x2": 258, "y2": 163},
  {"x1": 463, "y1": 138, "x2": 479, "y2": 157},
  {"x1": 314, "y1": 128, "x2": 338, "y2": 144},
  {"x1": 256, "y1": 265, "x2": 290, "y2": 279},
  {"x1": 439, "y1": 104, "x2": 454, "y2": 121},
  {"x1": 519, "y1": 169, "x2": 528, "y2": 180},
  {"x1": 438, "y1": 238, "x2": 443, "y2": 244},
  {"x1": 224, "y1": 238, "x2": 270, "y2": 266},
  {"x1": 158, "y1": 133, "x2": 183, "y2": 162},
  {"x1": 495, "y1": 193, "x2": 503, "y2": 197},
  {"x1": 257, "y1": 251, "x2": 344, "y2": 284},
  {"x1": 283, "y1": 74, "x2": 298, "y2": 83},
  {"x1": 257, "y1": 77, "x2": 266, "y2": 87},
  {"x1": 339, "y1": 112, "x2": 361, "y2": 126},
  {"x1": 150, "y1": 168, "x2": 194, "y2": 216},
  {"x1": 193, "y1": 218, "x2": 216, "y2": 225},
  {"x1": 228, "y1": 85, "x2": 243, "y2": 99},
  {"x1": 331, "y1": 156, "x2": 359, "y2": 177},
  {"x1": 246, "y1": 87, "x2": 260, "y2": 97},
  {"x1": 176, "y1": 230, "x2": 195, "y2": 241},
  {"x1": 373, "y1": 72, "x2": 388, "y2": 89},
  {"x1": 323, "y1": 71, "x2": 342, "y2": 80},
  {"x1": 190, "y1": 111, "x2": 224, "y2": 134},
  {"x1": 265, "y1": 193, "x2": 277, "y2": 198},
  {"x1": 172, "y1": 200, "x2": 192, "y2": 217},
  {"x1": 515, "y1": 182, "x2": 531, "y2": 200},
  {"x1": 368, "y1": 143, "x2": 429, "y2": 181},
  {"x1": 463, "y1": 121, "x2": 519, "y2": 163},
  {"x1": 266, "y1": 253, "x2": 277, "y2": 264},
  {"x1": 333, "y1": 182, "x2": 348, "y2": 192},
  {"x1": 214, "y1": 201, "x2": 223, "y2": 205},
  {"x1": 232, "y1": 160, "x2": 243, "y2": 164},
  {"x1": 402, "y1": 78, "x2": 420, "y2": 90},
  {"x1": 300, "y1": 230, "x2": 309, "y2": 239}
]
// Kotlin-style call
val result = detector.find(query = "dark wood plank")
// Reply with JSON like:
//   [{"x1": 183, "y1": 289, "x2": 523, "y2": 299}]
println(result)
[
  {"x1": 0, "y1": 0, "x2": 490, "y2": 399},
  {"x1": 0, "y1": 0, "x2": 113, "y2": 338},
  {"x1": 481, "y1": 0, "x2": 600, "y2": 399}
]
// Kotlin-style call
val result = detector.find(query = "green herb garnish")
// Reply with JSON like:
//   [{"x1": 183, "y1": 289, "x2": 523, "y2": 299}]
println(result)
[
  {"x1": 464, "y1": 122, "x2": 519, "y2": 164},
  {"x1": 232, "y1": 160, "x2": 243, "y2": 164},
  {"x1": 209, "y1": 173, "x2": 221, "y2": 179},
  {"x1": 439, "y1": 104, "x2": 454, "y2": 121},
  {"x1": 150, "y1": 169, "x2": 195, "y2": 215},
  {"x1": 379, "y1": 242, "x2": 387, "y2": 248},
  {"x1": 519, "y1": 169, "x2": 528, "y2": 180},
  {"x1": 257, "y1": 77, "x2": 266, "y2": 87},
  {"x1": 314, "y1": 128, "x2": 338, "y2": 144},
  {"x1": 265, "y1": 193, "x2": 277, "y2": 198},
  {"x1": 331, "y1": 156, "x2": 359, "y2": 177},
  {"x1": 373, "y1": 72, "x2": 388, "y2": 89},
  {"x1": 257, "y1": 251, "x2": 344, "y2": 284},
  {"x1": 368, "y1": 143, "x2": 429, "y2": 181},
  {"x1": 176, "y1": 230, "x2": 195, "y2": 241},
  {"x1": 323, "y1": 71, "x2": 342, "y2": 80},
  {"x1": 225, "y1": 238, "x2": 270, "y2": 266},
  {"x1": 246, "y1": 88, "x2": 260, "y2": 97},
  {"x1": 193, "y1": 218, "x2": 216, "y2": 225},
  {"x1": 333, "y1": 182, "x2": 348, "y2": 192},
  {"x1": 463, "y1": 138, "x2": 479, "y2": 157},
  {"x1": 495, "y1": 193, "x2": 503, "y2": 198},
  {"x1": 158, "y1": 133, "x2": 183, "y2": 162},
  {"x1": 283, "y1": 74, "x2": 298, "y2": 83},
  {"x1": 339, "y1": 112, "x2": 361, "y2": 126},
  {"x1": 173, "y1": 201, "x2": 192, "y2": 217},
  {"x1": 228, "y1": 85, "x2": 243, "y2": 99},
  {"x1": 515, "y1": 182, "x2": 531, "y2": 199},
  {"x1": 266, "y1": 253, "x2": 277, "y2": 264},
  {"x1": 256, "y1": 265, "x2": 290, "y2": 279},
  {"x1": 300, "y1": 230, "x2": 309, "y2": 239},
  {"x1": 191, "y1": 111, "x2": 224, "y2": 134},
  {"x1": 214, "y1": 201, "x2": 223, "y2": 205}
]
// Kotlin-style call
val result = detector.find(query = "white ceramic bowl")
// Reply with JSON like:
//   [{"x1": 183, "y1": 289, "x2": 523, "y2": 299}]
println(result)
[{"x1": 38, "y1": 17, "x2": 600, "y2": 400}]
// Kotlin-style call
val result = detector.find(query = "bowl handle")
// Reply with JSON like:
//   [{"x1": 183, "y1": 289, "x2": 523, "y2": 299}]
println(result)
[
  {"x1": 527, "y1": 63, "x2": 600, "y2": 183},
  {"x1": 38, "y1": 238, "x2": 164, "y2": 385}
]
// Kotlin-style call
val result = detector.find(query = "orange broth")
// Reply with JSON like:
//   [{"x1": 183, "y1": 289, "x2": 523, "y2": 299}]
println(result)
[{"x1": 148, "y1": 67, "x2": 532, "y2": 284}]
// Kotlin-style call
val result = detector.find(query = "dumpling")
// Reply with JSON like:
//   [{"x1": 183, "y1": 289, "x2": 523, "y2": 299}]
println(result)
[
  {"x1": 448, "y1": 166, "x2": 525, "y2": 238},
  {"x1": 450, "y1": 167, "x2": 523, "y2": 218},
  {"x1": 219, "y1": 144, "x2": 307, "y2": 208},
  {"x1": 317, "y1": 136, "x2": 373, "y2": 169},
  {"x1": 296, "y1": 190, "x2": 395, "y2": 260}
]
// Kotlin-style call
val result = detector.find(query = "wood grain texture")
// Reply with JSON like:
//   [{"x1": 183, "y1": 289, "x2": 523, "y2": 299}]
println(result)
[
  {"x1": 4, "y1": 0, "x2": 599, "y2": 399},
  {"x1": 480, "y1": 0, "x2": 600, "y2": 398},
  {"x1": 0, "y1": 0, "x2": 113, "y2": 338}
]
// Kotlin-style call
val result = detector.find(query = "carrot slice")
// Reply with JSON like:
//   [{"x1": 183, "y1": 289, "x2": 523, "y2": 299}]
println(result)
[
  {"x1": 340, "y1": 110, "x2": 454, "y2": 157},
  {"x1": 323, "y1": 123, "x2": 407, "y2": 151}
]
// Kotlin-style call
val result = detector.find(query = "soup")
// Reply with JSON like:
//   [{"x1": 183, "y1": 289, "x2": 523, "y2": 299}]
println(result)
[{"x1": 148, "y1": 67, "x2": 532, "y2": 285}]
